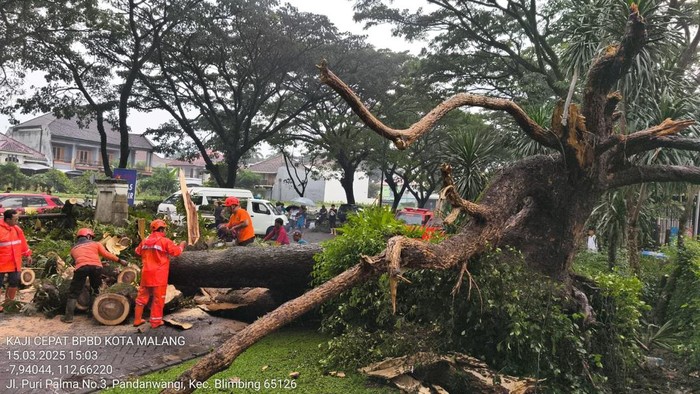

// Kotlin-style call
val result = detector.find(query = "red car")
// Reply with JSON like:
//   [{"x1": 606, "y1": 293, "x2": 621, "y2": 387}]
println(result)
[
  {"x1": 395, "y1": 207, "x2": 444, "y2": 241},
  {"x1": 0, "y1": 193, "x2": 63, "y2": 215}
]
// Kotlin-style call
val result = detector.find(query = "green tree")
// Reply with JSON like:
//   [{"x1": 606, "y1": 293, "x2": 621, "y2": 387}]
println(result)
[
  {"x1": 137, "y1": 167, "x2": 177, "y2": 197},
  {"x1": 233, "y1": 170, "x2": 263, "y2": 191},
  {"x1": 293, "y1": 47, "x2": 411, "y2": 204},
  {"x1": 31, "y1": 169, "x2": 74, "y2": 193},
  {"x1": 7, "y1": 0, "x2": 197, "y2": 176},
  {"x1": 0, "y1": 162, "x2": 28, "y2": 191},
  {"x1": 139, "y1": 0, "x2": 337, "y2": 187}
]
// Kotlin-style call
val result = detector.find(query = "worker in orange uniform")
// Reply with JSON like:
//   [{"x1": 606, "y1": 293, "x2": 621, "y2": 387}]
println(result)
[
  {"x1": 0, "y1": 209, "x2": 31, "y2": 312},
  {"x1": 62, "y1": 228, "x2": 128, "y2": 323},
  {"x1": 133, "y1": 219, "x2": 185, "y2": 328},
  {"x1": 222, "y1": 196, "x2": 256, "y2": 246}
]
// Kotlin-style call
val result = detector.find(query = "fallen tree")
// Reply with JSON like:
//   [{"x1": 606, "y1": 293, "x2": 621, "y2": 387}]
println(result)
[
  {"x1": 169, "y1": 245, "x2": 322, "y2": 299},
  {"x1": 163, "y1": 7, "x2": 700, "y2": 393}
]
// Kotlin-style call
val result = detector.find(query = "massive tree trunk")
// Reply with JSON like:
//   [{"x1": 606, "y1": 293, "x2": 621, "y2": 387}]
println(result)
[
  {"x1": 169, "y1": 245, "x2": 322, "y2": 299},
  {"x1": 163, "y1": 8, "x2": 700, "y2": 393}
]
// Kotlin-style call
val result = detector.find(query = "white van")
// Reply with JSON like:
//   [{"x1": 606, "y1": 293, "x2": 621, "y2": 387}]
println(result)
[{"x1": 157, "y1": 187, "x2": 287, "y2": 235}]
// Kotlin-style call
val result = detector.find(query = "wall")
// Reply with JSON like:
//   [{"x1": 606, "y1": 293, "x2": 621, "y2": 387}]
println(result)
[
  {"x1": 7, "y1": 127, "x2": 53, "y2": 163},
  {"x1": 270, "y1": 166, "x2": 372, "y2": 204}
]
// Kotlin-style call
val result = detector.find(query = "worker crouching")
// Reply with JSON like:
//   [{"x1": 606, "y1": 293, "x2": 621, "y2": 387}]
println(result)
[
  {"x1": 134, "y1": 219, "x2": 185, "y2": 329},
  {"x1": 62, "y1": 228, "x2": 127, "y2": 323}
]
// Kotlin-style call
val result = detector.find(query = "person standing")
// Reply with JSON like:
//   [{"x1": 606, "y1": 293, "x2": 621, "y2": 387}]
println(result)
[
  {"x1": 586, "y1": 227, "x2": 599, "y2": 253},
  {"x1": 134, "y1": 219, "x2": 185, "y2": 328},
  {"x1": 223, "y1": 197, "x2": 256, "y2": 246},
  {"x1": 213, "y1": 200, "x2": 226, "y2": 227},
  {"x1": 317, "y1": 205, "x2": 328, "y2": 225},
  {"x1": 263, "y1": 218, "x2": 290, "y2": 245},
  {"x1": 328, "y1": 204, "x2": 338, "y2": 232},
  {"x1": 0, "y1": 209, "x2": 31, "y2": 312},
  {"x1": 296, "y1": 206, "x2": 307, "y2": 230},
  {"x1": 62, "y1": 228, "x2": 128, "y2": 323}
]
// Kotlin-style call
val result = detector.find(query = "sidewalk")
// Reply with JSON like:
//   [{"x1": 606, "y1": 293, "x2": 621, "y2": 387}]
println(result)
[{"x1": 0, "y1": 308, "x2": 247, "y2": 393}]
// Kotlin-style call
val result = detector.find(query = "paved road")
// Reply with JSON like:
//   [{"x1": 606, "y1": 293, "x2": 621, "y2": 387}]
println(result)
[{"x1": 0, "y1": 308, "x2": 247, "y2": 394}]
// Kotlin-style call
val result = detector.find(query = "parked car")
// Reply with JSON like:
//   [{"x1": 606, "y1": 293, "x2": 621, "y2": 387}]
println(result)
[
  {"x1": 337, "y1": 204, "x2": 362, "y2": 223},
  {"x1": 395, "y1": 207, "x2": 443, "y2": 240},
  {"x1": 0, "y1": 193, "x2": 64, "y2": 214}
]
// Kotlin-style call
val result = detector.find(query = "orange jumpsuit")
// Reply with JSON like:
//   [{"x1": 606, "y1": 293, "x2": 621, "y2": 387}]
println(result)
[
  {"x1": 134, "y1": 232, "x2": 183, "y2": 327},
  {"x1": 0, "y1": 220, "x2": 31, "y2": 273}
]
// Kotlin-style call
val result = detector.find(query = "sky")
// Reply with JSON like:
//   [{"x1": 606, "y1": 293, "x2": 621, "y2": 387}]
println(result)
[{"x1": 0, "y1": 0, "x2": 427, "y2": 136}]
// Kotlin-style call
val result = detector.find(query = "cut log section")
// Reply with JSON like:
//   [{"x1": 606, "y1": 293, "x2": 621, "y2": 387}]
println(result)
[
  {"x1": 117, "y1": 268, "x2": 138, "y2": 284},
  {"x1": 20, "y1": 268, "x2": 35, "y2": 286},
  {"x1": 92, "y1": 293, "x2": 130, "y2": 326},
  {"x1": 169, "y1": 245, "x2": 322, "y2": 299}
]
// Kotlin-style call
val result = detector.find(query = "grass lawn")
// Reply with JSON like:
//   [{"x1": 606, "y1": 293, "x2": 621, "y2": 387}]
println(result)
[{"x1": 102, "y1": 326, "x2": 397, "y2": 394}]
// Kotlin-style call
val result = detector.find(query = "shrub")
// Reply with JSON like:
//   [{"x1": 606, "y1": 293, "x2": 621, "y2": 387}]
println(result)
[
  {"x1": 665, "y1": 239, "x2": 700, "y2": 368},
  {"x1": 314, "y1": 210, "x2": 647, "y2": 392}
]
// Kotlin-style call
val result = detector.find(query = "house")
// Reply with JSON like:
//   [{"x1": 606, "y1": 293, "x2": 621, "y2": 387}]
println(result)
[
  {"x1": 248, "y1": 153, "x2": 372, "y2": 204},
  {"x1": 146, "y1": 150, "x2": 224, "y2": 186},
  {"x1": 246, "y1": 154, "x2": 287, "y2": 195},
  {"x1": 6, "y1": 114, "x2": 154, "y2": 175},
  {"x1": 0, "y1": 133, "x2": 51, "y2": 174}
]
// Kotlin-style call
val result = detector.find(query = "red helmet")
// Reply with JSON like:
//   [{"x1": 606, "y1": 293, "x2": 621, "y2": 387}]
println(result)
[
  {"x1": 224, "y1": 196, "x2": 240, "y2": 207},
  {"x1": 76, "y1": 228, "x2": 94, "y2": 238},
  {"x1": 150, "y1": 219, "x2": 168, "y2": 232}
]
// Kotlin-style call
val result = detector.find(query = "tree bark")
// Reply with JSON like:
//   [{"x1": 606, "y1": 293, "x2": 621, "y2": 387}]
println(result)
[{"x1": 169, "y1": 245, "x2": 322, "y2": 299}]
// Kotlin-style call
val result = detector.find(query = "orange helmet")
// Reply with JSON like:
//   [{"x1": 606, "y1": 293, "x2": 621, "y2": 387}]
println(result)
[
  {"x1": 150, "y1": 219, "x2": 168, "y2": 232},
  {"x1": 76, "y1": 228, "x2": 94, "y2": 238},
  {"x1": 224, "y1": 196, "x2": 240, "y2": 207}
]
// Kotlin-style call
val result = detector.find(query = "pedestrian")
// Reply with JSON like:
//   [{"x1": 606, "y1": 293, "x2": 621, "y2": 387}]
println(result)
[
  {"x1": 586, "y1": 227, "x2": 598, "y2": 253},
  {"x1": 296, "y1": 206, "x2": 307, "y2": 229},
  {"x1": 328, "y1": 204, "x2": 338, "y2": 232},
  {"x1": 213, "y1": 199, "x2": 226, "y2": 227},
  {"x1": 0, "y1": 209, "x2": 31, "y2": 312},
  {"x1": 317, "y1": 205, "x2": 328, "y2": 226},
  {"x1": 292, "y1": 230, "x2": 308, "y2": 245},
  {"x1": 222, "y1": 196, "x2": 255, "y2": 246},
  {"x1": 61, "y1": 228, "x2": 128, "y2": 323},
  {"x1": 133, "y1": 219, "x2": 185, "y2": 328},
  {"x1": 263, "y1": 218, "x2": 290, "y2": 245}
]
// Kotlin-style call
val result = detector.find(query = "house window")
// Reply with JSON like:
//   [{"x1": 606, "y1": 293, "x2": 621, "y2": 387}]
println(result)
[
  {"x1": 77, "y1": 150, "x2": 90, "y2": 164},
  {"x1": 4, "y1": 155, "x2": 18, "y2": 163},
  {"x1": 52, "y1": 146, "x2": 64, "y2": 161}
]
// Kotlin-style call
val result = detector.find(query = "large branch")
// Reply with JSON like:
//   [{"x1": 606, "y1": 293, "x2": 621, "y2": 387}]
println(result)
[
  {"x1": 597, "y1": 118, "x2": 696, "y2": 153},
  {"x1": 617, "y1": 136, "x2": 700, "y2": 157},
  {"x1": 584, "y1": 5, "x2": 646, "y2": 99},
  {"x1": 583, "y1": 6, "x2": 646, "y2": 136},
  {"x1": 317, "y1": 61, "x2": 559, "y2": 150},
  {"x1": 607, "y1": 165, "x2": 700, "y2": 189}
]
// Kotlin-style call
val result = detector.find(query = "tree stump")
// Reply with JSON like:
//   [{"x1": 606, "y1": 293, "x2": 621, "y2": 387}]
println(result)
[
  {"x1": 92, "y1": 293, "x2": 130, "y2": 326},
  {"x1": 20, "y1": 268, "x2": 35, "y2": 286},
  {"x1": 117, "y1": 268, "x2": 138, "y2": 284}
]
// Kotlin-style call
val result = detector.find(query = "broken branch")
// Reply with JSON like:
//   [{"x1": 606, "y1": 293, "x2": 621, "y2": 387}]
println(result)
[
  {"x1": 606, "y1": 164, "x2": 700, "y2": 189},
  {"x1": 317, "y1": 60, "x2": 559, "y2": 150}
]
